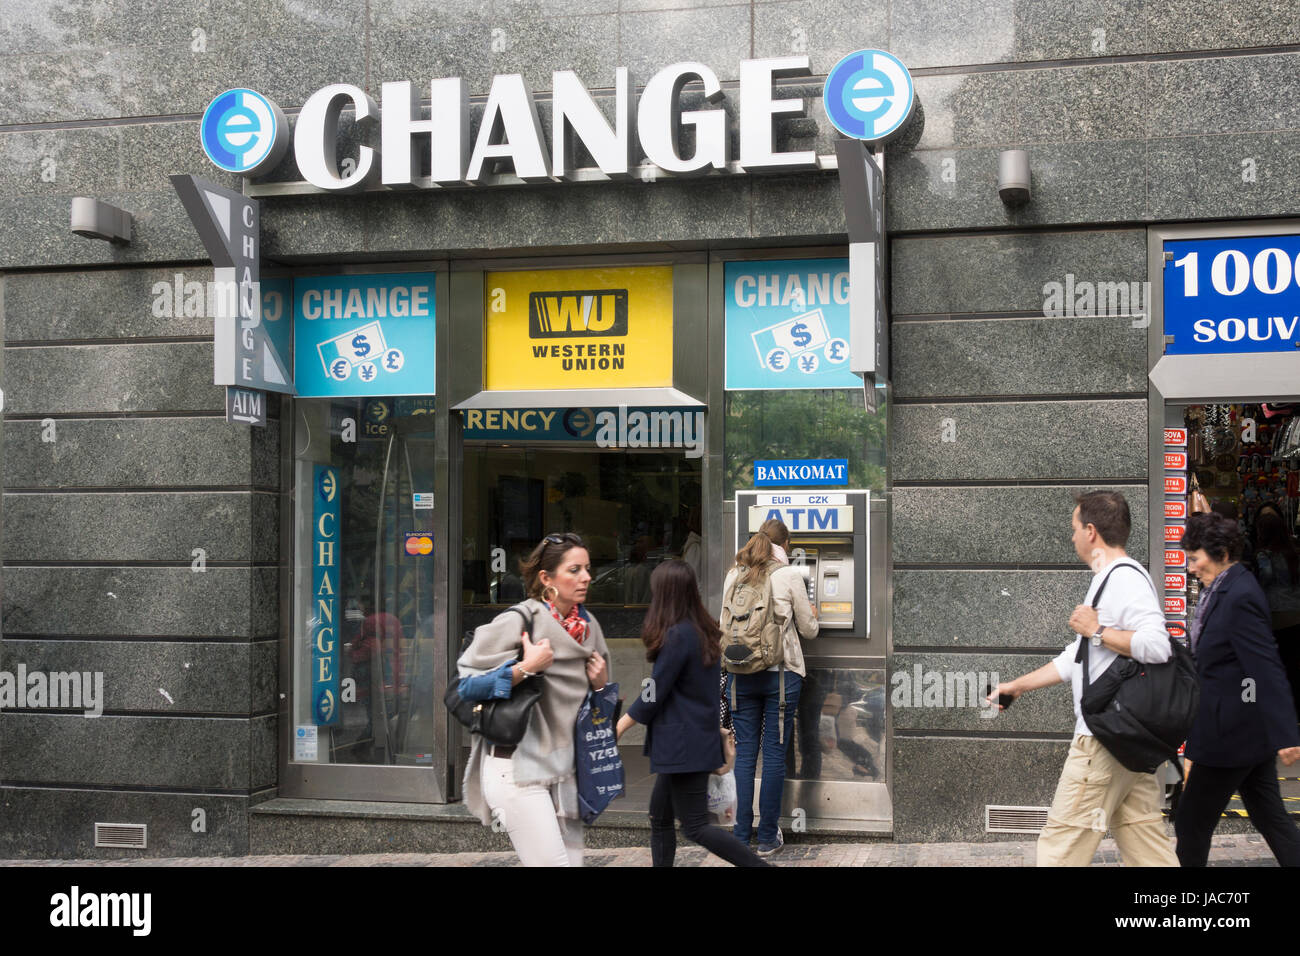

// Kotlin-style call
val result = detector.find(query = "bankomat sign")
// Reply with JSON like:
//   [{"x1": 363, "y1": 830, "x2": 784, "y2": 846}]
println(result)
[
  {"x1": 754, "y1": 458, "x2": 848, "y2": 486},
  {"x1": 198, "y1": 51, "x2": 914, "y2": 190}
]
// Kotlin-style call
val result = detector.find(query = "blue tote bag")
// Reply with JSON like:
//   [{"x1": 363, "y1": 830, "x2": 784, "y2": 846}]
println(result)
[{"x1": 574, "y1": 682, "x2": 625, "y2": 824}]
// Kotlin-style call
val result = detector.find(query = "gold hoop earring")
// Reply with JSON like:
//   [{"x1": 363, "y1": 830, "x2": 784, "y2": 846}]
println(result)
[{"x1": 542, "y1": 584, "x2": 559, "y2": 603}]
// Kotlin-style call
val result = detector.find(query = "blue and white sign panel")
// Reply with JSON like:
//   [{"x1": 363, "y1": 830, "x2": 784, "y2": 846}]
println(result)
[
  {"x1": 200, "y1": 88, "x2": 287, "y2": 176},
  {"x1": 754, "y1": 459, "x2": 848, "y2": 487},
  {"x1": 261, "y1": 277, "x2": 292, "y2": 370},
  {"x1": 725, "y1": 259, "x2": 858, "y2": 390},
  {"x1": 312, "y1": 465, "x2": 341, "y2": 727},
  {"x1": 294, "y1": 272, "x2": 436, "y2": 397},
  {"x1": 822, "y1": 50, "x2": 915, "y2": 144},
  {"x1": 1164, "y1": 235, "x2": 1300, "y2": 355}
]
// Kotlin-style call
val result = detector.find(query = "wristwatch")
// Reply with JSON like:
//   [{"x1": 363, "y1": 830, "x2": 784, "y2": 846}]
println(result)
[{"x1": 1091, "y1": 627, "x2": 1106, "y2": 647}]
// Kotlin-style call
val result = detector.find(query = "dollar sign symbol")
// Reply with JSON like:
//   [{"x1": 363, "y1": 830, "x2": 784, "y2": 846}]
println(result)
[
  {"x1": 352, "y1": 334, "x2": 371, "y2": 358},
  {"x1": 790, "y1": 322, "x2": 811, "y2": 348}
]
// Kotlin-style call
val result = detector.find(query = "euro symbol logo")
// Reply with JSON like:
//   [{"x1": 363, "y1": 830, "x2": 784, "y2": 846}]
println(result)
[
  {"x1": 823, "y1": 50, "x2": 915, "y2": 142},
  {"x1": 315, "y1": 689, "x2": 336, "y2": 724},
  {"x1": 330, "y1": 358, "x2": 350, "y2": 380},
  {"x1": 766, "y1": 347, "x2": 790, "y2": 372},
  {"x1": 319, "y1": 468, "x2": 337, "y2": 502},
  {"x1": 790, "y1": 322, "x2": 812, "y2": 348}
]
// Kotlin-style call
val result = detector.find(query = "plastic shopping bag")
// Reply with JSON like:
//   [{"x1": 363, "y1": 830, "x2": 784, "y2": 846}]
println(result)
[
  {"x1": 574, "y1": 682, "x2": 625, "y2": 824},
  {"x1": 707, "y1": 770, "x2": 737, "y2": 826}
]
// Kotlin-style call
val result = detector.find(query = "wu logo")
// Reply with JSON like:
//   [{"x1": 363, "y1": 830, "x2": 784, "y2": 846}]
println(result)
[{"x1": 529, "y1": 289, "x2": 628, "y2": 338}]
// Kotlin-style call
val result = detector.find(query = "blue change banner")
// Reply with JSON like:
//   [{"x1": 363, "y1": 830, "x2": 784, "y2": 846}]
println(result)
[
  {"x1": 294, "y1": 272, "x2": 436, "y2": 397},
  {"x1": 754, "y1": 459, "x2": 849, "y2": 487},
  {"x1": 1164, "y1": 235, "x2": 1300, "y2": 355},
  {"x1": 724, "y1": 259, "x2": 858, "y2": 390},
  {"x1": 260, "y1": 277, "x2": 292, "y2": 370},
  {"x1": 312, "y1": 465, "x2": 341, "y2": 726}
]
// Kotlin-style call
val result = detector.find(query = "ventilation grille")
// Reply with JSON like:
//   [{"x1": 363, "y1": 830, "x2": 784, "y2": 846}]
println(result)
[
  {"x1": 94, "y1": 822, "x2": 147, "y2": 849},
  {"x1": 985, "y1": 805, "x2": 1049, "y2": 833}
]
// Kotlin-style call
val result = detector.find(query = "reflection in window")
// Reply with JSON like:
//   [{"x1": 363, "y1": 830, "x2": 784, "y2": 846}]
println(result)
[{"x1": 724, "y1": 389, "x2": 885, "y2": 496}]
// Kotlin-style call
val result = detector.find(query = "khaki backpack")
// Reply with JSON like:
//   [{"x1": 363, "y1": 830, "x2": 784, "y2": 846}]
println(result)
[{"x1": 720, "y1": 560, "x2": 793, "y2": 741}]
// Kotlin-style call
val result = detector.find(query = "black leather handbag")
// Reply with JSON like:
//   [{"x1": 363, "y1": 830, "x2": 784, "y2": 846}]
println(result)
[{"x1": 444, "y1": 605, "x2": 544, "y2": 747}]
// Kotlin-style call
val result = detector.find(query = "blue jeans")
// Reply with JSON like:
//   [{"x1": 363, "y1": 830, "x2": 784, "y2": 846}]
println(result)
[{"x1": 726, "y1": 669, "x2": 802, "y2": 845}]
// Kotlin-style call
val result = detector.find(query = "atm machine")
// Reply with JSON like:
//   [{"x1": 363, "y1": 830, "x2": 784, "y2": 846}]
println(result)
[{"x1": 732, "y1": 489, "x2": 890, "y2": 832}]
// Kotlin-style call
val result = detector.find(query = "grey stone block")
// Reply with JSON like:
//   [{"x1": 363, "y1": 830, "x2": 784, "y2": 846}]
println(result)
[
  {"x1": 1013, "y1": 0, "x2": 1149, "y2": 61},
  {"x1": 891, "y1": 0, "x2": 1016, "y2": 70},
  {"x1": 2, "y1": 418, "x2": 280, "y2": 490},
  {"x1": 618, "y1": 6, "x2": 751, "y2": 86},
  {"x1": 134, "y1": 0, "x2": 367, "y2": 46},
  {"x1": 2, "y1": 343, "x2": 223, "y2": 414},
  {"x1": 891, "y1": 652, "x2": 1075, "y2": 732},
  {"x1": 614, "y1": 178, "x2": 753, "y2": 245},
  {"x1": 1017, "y1": 63, "x2": 1150, "y2": 144},
  {"x1": 893, "y1": 737, "x2": 1067, "y2": 842},
  {"x1": 5, "y1": 267, "x2": 216, "y2": 343},
  {"x1": 119, "y1": 34, "x2": 367, "y2": 118},
  {"x1": 892, "y1": 315, "x2": 1148, "y2": 398},
  {"x1": 0, "y1": 49, "x2": 127, "y2": 124},
  {"x1": 883, "y1": 140, "x2": 1147, "y2": 232},
  {"x1": 892, "y1": 400, "x2": 1148, "y2": 481},
  {"x1": 0, "y1": 640, "x2": 265, "y2": 715},
  {"x1": 1, "y1": 567, "x2": 278, "y2": 639},
  {"x1": 261, "y1": 194, "x2": 369, "y2": 259},
  {"x1": 894, "y1": 569, "x2": 1096, "y2": 648},
  {"x1": 0, "y1": 127, "x2": 123, "y2": 201},
  {"x1": 0, "y1": 786, "x2": 251, "y2": 858},
  {"x1": 1147, "y1": 0, "x2": 1300, "y2": 53},
  {"x1": 891, "y1": 230, "x2": 1146, "y2": 316},
  {"x1": 908, "y1": 72, "x2": 1019, "y2": 151},
  {"x1": 250, "y1": 639, "x2": 277, "y2": 714},
  {"x1": 752, "y1": 0, "x2": 890, "y2": 73},
  {"x1": 251, "y1": 714, "x2": 276, "y2": 790},
  {"x1": 749, "y1": 171, "x2": 846, "y2": 240},
  {"x1": 1148, "y1": 131, "x2": 1300, "y2": 222},
  {"x1": 1150, "y1": 54, "x2": 1300, "y2": 138},
  {"x1": 0, "y1": 1, "x2": 129, "y2": 56},
  {"x1": 3, "y1": 492, "x2": 268, "y2": 563},
  {"x1": 0, "y1": 713, "x2": 259, "y2": 789},
  {"x1": 892, "y1": 484, "x2": 1149, "y2": 565}
]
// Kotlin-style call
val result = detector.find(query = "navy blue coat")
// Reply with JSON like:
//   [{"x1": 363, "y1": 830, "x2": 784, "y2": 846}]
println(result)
[
  {"x1": 1184, "y1": 563, "x2": 1300, "y2": 767},
  {"x1": 626, "y1": 621, "x2": 725, "y2": 774}
]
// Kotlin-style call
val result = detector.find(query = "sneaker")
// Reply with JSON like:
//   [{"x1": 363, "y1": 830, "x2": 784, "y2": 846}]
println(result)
[{"x1": 756, "y1": 827, "x2": 784, "y2": 857}]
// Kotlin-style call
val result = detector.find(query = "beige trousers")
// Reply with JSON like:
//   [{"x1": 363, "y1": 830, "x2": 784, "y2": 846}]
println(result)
[{"x1": 1036, "y1": 734, "x2": 1179, "y2": 867}]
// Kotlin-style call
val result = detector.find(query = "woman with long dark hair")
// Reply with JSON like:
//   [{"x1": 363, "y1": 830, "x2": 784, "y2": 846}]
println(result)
[{"x1": 615, "y1": 560, "x2": 767, "y2": 867}]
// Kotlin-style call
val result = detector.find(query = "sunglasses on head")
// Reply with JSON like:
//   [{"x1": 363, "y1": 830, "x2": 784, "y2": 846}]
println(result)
[{"x1": 544, "y1": 532, "x2": 584, "y2": 547}]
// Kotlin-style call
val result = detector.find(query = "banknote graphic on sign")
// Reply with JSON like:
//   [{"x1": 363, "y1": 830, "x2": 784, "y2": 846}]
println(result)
[
  {"x1": 317, "y1": 321, "x2": 405, "y2": 384},
  {"x1": 529, "y1": 289, "x2": 628, "y2": 338},
  {"x1": 750, "y1": 308, "x2": 845, "y2": 376}
]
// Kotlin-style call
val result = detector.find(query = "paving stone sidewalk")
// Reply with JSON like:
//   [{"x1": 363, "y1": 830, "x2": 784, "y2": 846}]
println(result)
[{"x1": 0, "y1": 833, "x2": 1277, "y2": 867}]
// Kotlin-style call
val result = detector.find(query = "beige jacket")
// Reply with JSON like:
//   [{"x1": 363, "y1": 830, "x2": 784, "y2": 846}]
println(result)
[{"x1": 722, "y1": 563, "x2": 819, "y2": 677}]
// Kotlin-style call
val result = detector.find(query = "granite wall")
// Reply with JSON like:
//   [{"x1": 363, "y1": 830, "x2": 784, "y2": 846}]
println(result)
[{"x1": 2, "y1": 0, "x2": 1298, "y2": 853}]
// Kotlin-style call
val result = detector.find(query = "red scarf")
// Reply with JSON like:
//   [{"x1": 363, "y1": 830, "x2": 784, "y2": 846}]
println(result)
[{"x1": 545, "y1": 601, "x2": 588, "y2": 645}]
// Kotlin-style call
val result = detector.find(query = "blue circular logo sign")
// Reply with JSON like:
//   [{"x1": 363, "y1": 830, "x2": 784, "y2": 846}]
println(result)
[
  {"x1": 822, "y1": 50, "x2": 915, "y2": 143},
  {"x1": 200, "y1": 88, "x2": 288, "y2": 175}
]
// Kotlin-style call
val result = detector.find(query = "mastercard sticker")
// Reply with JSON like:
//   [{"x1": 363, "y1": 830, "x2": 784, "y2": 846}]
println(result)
[{"x1": 403, "y1": 532, "x2": 434, "y2": 556}]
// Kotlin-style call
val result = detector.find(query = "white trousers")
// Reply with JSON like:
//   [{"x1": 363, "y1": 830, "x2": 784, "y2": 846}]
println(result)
[{"x1": 481, "y1": 754, "x2": 583, "y2": 867}]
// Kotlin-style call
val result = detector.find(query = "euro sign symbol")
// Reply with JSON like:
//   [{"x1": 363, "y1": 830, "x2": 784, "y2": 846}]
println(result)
[
  {"x1": 790, "y1": 322, "x2": 812, "y2": 348},
  {"x1": 352, "y1": 334, "x2": 371, "y2": 358},
  {"x1": 330, "y1": 359, "x2": 349, "y2": 378}
]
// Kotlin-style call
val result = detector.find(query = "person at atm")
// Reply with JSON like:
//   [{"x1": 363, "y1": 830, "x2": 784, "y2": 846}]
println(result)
[
  {"x1": 1174, "y1": 512, "x2": 1300, "y2": 867},
  {"x1": 720, "y1": 518, "x2": 818, "y2": 856}
]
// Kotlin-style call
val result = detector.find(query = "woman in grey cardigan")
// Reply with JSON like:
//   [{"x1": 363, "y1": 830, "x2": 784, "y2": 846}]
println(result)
[{"x1": 456, "y1": 532, "x2": 612, "y2": 866}]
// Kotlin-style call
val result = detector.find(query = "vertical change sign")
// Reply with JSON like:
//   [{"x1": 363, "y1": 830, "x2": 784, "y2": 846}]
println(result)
[{"x1": 312, "y1": 465, "x2": 341, "y2": 725}]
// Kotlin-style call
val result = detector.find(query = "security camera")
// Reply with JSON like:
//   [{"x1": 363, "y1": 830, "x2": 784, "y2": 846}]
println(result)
[
  {"x1": 70, "y1": 197, "x2": 132, "y2": 243},
  {"x1": 998, "y1": 150, "x2": 1030, "y2": 205}
]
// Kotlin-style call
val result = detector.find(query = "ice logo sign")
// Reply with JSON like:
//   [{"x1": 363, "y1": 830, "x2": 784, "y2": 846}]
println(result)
[
  {"x1": 200, "y1": 89, "x2": 289, "y2": 175},
  {"x1": 822, "y1": 50, "x2": 915, "y2": 143},
  {"x1": 318, "y1": 321, "x2": 406, "y2": 383},
  {"x1": 751, "y1": 309, "x2": 847, "y2": 376}
]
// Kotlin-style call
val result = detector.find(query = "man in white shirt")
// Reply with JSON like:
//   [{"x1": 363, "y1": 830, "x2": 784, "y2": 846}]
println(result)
[{"x1": 989, "y1": 491, "x2": 1179, "y2": 867}]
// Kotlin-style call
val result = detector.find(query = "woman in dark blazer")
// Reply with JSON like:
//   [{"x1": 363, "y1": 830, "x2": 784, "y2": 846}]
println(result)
[
  {"x1": 1175, "y1": 512, "x2": 1300, "y2": 866},
  {"x1": 616, "y1": 560, "x2": 767, "y2": 867}
]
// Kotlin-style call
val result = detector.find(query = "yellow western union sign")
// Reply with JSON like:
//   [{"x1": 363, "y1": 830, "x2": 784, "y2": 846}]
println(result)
[{"x1": 485, "y1": 266, "x2": 673, "y2": 390}]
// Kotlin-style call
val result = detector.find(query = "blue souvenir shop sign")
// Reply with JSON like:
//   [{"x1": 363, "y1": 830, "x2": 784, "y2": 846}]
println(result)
[
  {"x1": 294, "y1": 272, "x2": 436, "y2": 397},
  {"x1": 1164, "y1": 234, "x2": 1300, "y2": 355},
  {"x1": 724, "y1": 259, "x2": 859, "y2": 389}
]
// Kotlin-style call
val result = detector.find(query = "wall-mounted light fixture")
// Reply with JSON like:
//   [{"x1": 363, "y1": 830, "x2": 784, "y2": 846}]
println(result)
[
  {"x1": 997, "y1": 149, "x2": 1030, "y2": 205},
  {"x1": 70, "y1": 197, "x2": 133, "y2": 243}
]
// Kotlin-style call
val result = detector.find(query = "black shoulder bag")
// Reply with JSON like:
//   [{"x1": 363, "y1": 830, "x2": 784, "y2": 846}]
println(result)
[
  {"x1": 444, "y1": 605, "x2": 544, "y2": 747},
  {"x1": 1076, "y1": 562, "x2": 1199, "y2": 773}
]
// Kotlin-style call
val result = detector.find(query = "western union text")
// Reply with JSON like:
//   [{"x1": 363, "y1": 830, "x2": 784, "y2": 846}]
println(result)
[{"x1": 531, "y1": 342, "x2": 627, "y2": 371}]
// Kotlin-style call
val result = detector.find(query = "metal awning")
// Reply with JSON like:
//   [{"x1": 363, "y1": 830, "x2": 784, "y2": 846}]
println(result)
[
  {"x1": 1149, "y1": 352, "x2": 1300, "y2": 403},
  {"x1": 451, "y1": 387, "x2": 705, "y2": 410}
]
